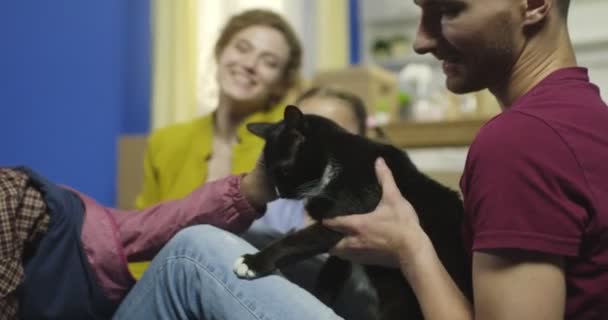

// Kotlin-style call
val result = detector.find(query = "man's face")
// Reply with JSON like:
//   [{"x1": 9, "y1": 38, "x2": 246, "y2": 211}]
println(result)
[{"x1": 413, "y1": 0, "x2": 525, "y2": 93}]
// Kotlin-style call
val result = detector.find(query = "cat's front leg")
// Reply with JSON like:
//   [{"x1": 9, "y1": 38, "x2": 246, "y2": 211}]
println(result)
[{"x1": 234, "y1": 223, "x2": 343, "y2": 280}]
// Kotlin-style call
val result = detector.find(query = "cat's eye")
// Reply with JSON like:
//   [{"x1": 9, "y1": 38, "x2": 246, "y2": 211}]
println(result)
[
  {"x1": 280, "y1": 167, "x2": 290, "y2": 176},
  {"x1": 276, "y1": 164, "x2": 291, "y2": 177}
]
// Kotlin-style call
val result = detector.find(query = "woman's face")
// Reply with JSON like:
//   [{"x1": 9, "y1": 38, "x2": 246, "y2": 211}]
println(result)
[
  {"x1": 217, "y1": 25, "x2": 290, "y2": 112},
  {"x1": 298, "y1": 96, "x2": 361, "y2": 135}
]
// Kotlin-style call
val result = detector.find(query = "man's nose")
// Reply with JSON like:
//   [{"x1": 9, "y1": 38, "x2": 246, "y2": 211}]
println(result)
[{"x1": 413, "y1": 21, "x2": 439, "y2": 55}]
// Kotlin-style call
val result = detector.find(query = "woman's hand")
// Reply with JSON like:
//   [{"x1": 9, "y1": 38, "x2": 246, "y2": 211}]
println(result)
[
  {"x1": 241, "y1": 155, "x2": 276, "y2": 211},
  {"x1": 323, "y1": 158, "x2": 433, "y2": 269}
]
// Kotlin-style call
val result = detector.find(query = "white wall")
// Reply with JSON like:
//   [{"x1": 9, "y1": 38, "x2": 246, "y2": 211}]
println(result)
[{"x1": 569, "y1": 0, "x2": 608, "y2": 100}]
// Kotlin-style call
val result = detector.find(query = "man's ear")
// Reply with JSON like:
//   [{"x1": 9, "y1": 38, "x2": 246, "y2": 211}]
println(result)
[{"x1": 523, "y1": 0, "x2": 552, "y2": 27}]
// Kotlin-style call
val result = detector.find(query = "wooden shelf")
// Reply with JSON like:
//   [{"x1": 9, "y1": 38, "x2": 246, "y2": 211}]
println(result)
[{"x1": 377, "y1": 118, "x2": 489, "y2": 148}]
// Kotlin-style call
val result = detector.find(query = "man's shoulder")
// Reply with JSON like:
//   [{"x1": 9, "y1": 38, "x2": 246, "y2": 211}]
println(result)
[
  {"x1": 466, "y1": 110, "x2": 575, "y2": 173},
  {"x1": 512, "y1": 67, "x2": 607, "y2": 113},
  {"x1": 473, "y1": 111, "x2": 555, "y2": 148}
]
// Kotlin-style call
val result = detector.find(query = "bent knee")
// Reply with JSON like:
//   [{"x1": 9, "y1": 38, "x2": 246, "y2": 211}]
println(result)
[
  {"x1": 167, "y1": 225, "x2": 254, "y2": 255},
  {"x1": 172, "y1": 225, "x2": 229, "y2": 245}
]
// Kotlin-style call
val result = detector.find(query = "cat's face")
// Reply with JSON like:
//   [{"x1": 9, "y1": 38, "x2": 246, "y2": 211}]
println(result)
[{"x1": 247, "y1": 106, "x2": 330, "y2": 199}]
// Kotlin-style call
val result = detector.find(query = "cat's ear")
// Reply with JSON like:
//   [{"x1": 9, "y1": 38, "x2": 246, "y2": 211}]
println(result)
[
  {"x1": 284, "y1": 105, "x2": 305, "y2": 130},
  {"x1": 247, "y1": 122, "x2": 273, "y2": 139}
]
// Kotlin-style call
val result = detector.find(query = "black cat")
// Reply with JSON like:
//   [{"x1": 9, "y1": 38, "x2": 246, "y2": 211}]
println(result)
[{"x1": 234, "y1": 105, "x2": 471, "y2": 319}]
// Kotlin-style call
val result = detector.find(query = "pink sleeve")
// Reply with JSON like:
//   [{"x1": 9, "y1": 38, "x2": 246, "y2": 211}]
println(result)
[{"x1": 111, "y1": 175, "x2": 262, "y2": 261}]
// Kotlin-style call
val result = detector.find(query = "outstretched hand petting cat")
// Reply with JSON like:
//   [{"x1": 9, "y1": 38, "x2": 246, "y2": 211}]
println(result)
[{"x1": 323, "y1": 157, "x2": 432, "y2": 270}]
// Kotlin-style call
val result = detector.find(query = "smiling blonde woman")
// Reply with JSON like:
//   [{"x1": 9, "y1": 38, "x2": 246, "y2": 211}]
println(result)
[{"x1": 131, "y1": 9, "x2": 302, "y2": 279}]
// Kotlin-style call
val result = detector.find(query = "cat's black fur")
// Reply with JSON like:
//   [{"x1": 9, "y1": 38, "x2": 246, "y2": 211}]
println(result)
[{"x1": 237, "y1": 105, "x2": 471, "y2": 319}]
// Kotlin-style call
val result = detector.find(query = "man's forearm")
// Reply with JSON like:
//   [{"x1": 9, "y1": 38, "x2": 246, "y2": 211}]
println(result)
[{"x1": 400, "y1": 239, "x2": 473, "y2": 320}]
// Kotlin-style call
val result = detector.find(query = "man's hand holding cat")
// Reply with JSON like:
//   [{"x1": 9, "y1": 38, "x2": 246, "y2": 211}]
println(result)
[
  {"x1": 241, "y1": 156, "x2": 276, "y2": 212},
  {"x1": 323, "y1": 158, "x2": 434, "y2": 270}
]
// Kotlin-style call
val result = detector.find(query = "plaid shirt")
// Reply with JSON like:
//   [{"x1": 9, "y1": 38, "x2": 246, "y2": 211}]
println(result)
[{"x1": 0, "y1": 168, "x2": 49, "y2": 320}]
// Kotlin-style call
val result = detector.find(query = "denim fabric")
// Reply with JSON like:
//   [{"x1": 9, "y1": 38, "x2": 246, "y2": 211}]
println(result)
[{"x1": 114, "y1": 225, "x2": 343, "y2": 320}]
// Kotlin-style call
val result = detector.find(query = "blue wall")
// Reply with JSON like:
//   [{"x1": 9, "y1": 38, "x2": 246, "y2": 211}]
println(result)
[{"x1": 0, "y1": 0, "x2": 150, "y2": 206}]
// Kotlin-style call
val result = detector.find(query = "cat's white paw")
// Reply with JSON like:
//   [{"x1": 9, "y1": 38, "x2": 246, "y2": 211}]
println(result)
[{"x1": 233, "y1": 256, "x2": 258, "y2": 279}]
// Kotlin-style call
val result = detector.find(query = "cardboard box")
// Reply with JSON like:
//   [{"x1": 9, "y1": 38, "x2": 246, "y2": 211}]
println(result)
[
  {"x1": 116, "y1": 135, "x2": 148, "y2": 209},
  {"x1": 312, "y1": 65, "x2": 399, "y2": 122}
]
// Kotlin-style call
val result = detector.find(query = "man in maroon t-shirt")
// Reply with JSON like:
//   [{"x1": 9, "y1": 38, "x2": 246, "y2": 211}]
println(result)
[
  {"x1": 326, "y1": 0, "x2": 608, "y2": 319},
  {"x1": 460, "y1": 67, "x2": 608, "y2": 318}
]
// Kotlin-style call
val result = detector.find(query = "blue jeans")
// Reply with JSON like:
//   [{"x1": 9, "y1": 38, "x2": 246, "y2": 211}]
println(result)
[{"x1": 113, "y1": 225, "x2": 343, "y2": 320}]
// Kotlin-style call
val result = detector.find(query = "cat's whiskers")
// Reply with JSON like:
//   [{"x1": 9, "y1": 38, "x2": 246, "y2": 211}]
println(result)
[
  {"x1": 274, "y1": 186, "x2": 282, "y2": 197},
  {"x1": 295, "y1": 179, "x2": 320, "y2": 198}
]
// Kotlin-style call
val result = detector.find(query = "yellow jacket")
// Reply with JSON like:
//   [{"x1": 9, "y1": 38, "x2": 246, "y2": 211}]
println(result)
[
  {"x1": 130, "y1": 107, "x2": 284, "y2": 279},
  {"x1": 135, "y1": 107, "x2": 285, "y2": 209}
]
